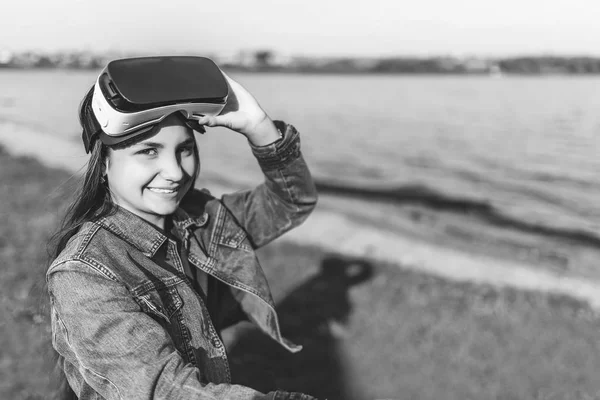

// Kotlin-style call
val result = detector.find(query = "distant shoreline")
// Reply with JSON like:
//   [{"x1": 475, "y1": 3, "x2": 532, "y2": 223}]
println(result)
[
  {"x1": 3, "y1": 54, "x2": 600, "y2": 75},
  {"x1": 3, "y1": 66, "x2": 600, "y2": 76}
]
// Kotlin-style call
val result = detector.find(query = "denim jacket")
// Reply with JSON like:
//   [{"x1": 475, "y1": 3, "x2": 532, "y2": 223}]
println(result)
[{"x1": 47, "y1": 122, "x2": 318, "y2": 399}]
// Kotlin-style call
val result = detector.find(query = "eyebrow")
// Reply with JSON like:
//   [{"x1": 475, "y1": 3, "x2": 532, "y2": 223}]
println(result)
[
  {"x1": 137, "y1": 138, "x2": 196, "y2": 148},
  {"x1": 138, "y1": 141, "x2": 164, "y2": 149}
]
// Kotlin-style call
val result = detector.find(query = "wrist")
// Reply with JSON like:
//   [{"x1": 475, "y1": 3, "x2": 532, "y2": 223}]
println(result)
[{"x1": 245, "y1": 116, "x2": 282, "y2": 146}]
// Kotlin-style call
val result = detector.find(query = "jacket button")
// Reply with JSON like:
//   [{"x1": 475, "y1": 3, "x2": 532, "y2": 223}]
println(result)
[{"x1": 211, "y1": 337, "x2": 220, "y2": 347}]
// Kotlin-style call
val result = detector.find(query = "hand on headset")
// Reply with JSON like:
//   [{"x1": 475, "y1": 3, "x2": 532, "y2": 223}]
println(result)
[{"x1": 193, "y1": 71, "x2": 281, "y2": 147}]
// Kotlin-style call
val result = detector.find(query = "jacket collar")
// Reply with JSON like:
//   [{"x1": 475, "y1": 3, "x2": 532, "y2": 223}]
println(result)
[
  {"x1": 97, "y1": 206, "x2": 209, "y2": 258},
  {"x1": 172, "y1": 207, "x2": 210, "y2": 232}
]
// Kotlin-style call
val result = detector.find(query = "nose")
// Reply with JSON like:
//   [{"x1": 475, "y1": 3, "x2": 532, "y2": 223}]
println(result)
[{"x1": 160, "y1": 153, "x2": 185, "y2": 182}]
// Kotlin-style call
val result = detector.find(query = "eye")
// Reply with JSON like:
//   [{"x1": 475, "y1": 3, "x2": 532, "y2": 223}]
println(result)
[{"x1": 137, "y1": 148, "x2": 158, "y2": 156}]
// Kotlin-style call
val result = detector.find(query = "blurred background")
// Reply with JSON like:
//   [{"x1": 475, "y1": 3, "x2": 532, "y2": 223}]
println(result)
[{"x1": 2, "y1": 1, "x2": 600, "y2": 399}]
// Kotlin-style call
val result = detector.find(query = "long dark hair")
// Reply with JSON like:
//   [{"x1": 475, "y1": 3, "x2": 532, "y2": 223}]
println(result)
[
  {"x1": 50, "y1": 85, "x2": 116, "y2": 258},
  {"x1": 47, "y1": 86, "x2": 115, "y2": 400}
]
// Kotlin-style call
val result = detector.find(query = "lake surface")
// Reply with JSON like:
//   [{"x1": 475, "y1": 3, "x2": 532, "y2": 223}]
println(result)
[{"x1": 1, "y1": 70, "x2": 600, "y2": 241}]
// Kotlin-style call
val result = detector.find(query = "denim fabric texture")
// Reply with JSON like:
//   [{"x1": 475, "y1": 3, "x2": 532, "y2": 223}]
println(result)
[{"x1": 47, "y1": 122, "x2": 319, "y2": 399}]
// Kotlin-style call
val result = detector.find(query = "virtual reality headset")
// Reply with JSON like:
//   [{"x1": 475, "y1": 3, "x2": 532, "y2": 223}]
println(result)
[{"x1": 82, "y1": 56, "x2": 228, "y2": 153}]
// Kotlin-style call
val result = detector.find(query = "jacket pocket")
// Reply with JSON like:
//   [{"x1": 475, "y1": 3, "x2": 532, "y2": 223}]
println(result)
[
  {"x1": 134, "y1": 286, "x2": 183, "y2": 323},
  {"x1": 219, "y1": 226, "x2": 248, "y2": 249},
  {"x1": 217, "y1": 213, "x2": 251, "y2": 250}
]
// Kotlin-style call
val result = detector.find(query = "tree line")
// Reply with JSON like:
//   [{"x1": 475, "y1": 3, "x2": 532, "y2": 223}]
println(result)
[{"x1": 4, "y1": 51, "x2": 600, "y2": 74}]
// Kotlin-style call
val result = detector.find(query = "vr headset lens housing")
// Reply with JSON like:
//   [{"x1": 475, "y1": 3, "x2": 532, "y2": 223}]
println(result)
[{"x1": 84, "y1": 56, "x2": 228, "y2": 153}]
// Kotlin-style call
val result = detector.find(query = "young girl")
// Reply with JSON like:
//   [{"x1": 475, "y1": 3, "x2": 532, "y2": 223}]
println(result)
[{"x1": 47, "y1": 60, "x2": 318, "y2": 399}]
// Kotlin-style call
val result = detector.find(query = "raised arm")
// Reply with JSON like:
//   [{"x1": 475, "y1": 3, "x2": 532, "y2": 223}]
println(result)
[
  {"x1": 220, "y1": 122, "x2": 317, "y2": 248},
  {"x1": 193, "y1": 71, "x2": 317, "y2": 248}
]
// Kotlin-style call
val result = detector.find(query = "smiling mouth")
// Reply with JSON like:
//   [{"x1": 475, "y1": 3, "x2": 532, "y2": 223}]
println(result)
[{"x1": 147, "y1": 187, "x2": 179, "y2": 194}]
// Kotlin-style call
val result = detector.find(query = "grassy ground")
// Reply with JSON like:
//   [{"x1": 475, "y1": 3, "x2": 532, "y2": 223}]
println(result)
[
  {"x1": 2, "y1": 145, "x2": 600, "y2": 400},
  {"x1": 0, "y1": 146, "x2": 69, "y2": 399}
]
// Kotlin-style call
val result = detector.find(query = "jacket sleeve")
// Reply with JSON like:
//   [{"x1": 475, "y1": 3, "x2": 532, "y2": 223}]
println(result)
[
  {"x1": 47, "y1": 262, "x2": 293, "y2": 400},
  {"x1": 220, "y1": 121, "x2": 318, "y2": 249}
]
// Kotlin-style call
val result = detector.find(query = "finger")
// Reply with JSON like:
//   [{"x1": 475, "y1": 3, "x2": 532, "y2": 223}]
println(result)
[
  {"x1": 196, "y1": 115, "x2": 233, "y2": 130},
  {"x1": 194, "y1": 115, "x2": 217, "y2": 127},
  {"x1": 211, "y1": 115, "x2": 234, "y2": 129}
]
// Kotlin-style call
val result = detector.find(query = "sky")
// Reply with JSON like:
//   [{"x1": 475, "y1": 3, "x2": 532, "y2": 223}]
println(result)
[{"x1": 3, "y1": 0, "x2": 600, "y2": 57}]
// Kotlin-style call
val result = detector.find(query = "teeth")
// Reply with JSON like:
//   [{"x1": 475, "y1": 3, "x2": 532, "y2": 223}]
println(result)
[{"x1": 148, "y1": 188, "x2": 177, "y2": 194}]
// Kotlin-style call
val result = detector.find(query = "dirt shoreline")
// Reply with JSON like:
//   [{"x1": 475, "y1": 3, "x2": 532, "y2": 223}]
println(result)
[{"x1": 4, "y1": 121, "x2": 600, "y2": 310}]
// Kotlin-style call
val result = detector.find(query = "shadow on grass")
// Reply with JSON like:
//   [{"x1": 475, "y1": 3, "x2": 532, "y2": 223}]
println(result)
[{"x1": 227, "y1": 254, "x2": 374, "y2": 400}]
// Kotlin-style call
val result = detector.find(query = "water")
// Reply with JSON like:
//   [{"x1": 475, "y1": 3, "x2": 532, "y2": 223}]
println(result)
[{"x1": 1, "y1": 69, "x2": 600, "y2": 242}]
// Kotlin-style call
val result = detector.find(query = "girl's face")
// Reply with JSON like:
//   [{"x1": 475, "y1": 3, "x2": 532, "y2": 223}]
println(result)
[{"x1": 105, "y1": 115, "x2": 199, "y2": 229}]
